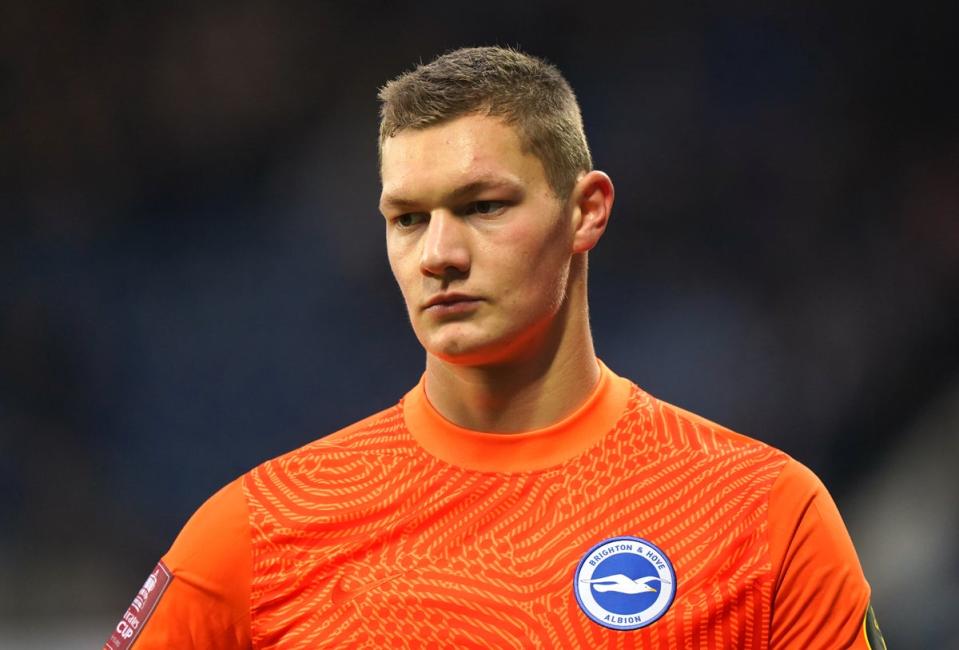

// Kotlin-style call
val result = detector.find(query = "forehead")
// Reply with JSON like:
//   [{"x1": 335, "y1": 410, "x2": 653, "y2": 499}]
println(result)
[{"x1": 379, "y1": 114, "x2": 547, "y2": 207}]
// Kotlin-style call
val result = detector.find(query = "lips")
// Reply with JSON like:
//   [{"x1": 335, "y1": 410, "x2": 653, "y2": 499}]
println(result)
[
  {"x1": 422, "y1": 293, "x2": 482, "y2": 315},
  {"x1": 423, "y1": 293, "x2": 477, "y2": 308}
]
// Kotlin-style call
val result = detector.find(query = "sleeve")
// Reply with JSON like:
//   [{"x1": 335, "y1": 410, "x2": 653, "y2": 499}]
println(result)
[
  {"x1": 103, "y1": 477, "x2": 253, "y2": 649},
  {"x1": 768, "y1": 459, "x2": 882, "y2": 649}
]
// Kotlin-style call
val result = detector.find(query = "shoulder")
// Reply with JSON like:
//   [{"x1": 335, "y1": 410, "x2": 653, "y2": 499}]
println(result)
[
  {"x1": 127, "y1": 477, "x2": 254, "y2": 648},
  {"x1": 766, "y1": 457, "x2": 872, "y2": 647},
  {"x1": 238, "y1": 400, "x2": 426, "y2": 534},
  {"x1": 767, "y1": 457, "x2": 864, "y2": 579},
  {"x1": 118, "y1": 404, "x2": 413, "y2": 647},
  {"x1": 168, "y1": 401, "x2": 409, "y2": 564},
  {"x1": 652, "y1": 398, "x2": 848, "y2": 553},
  {"x1": 627, "y1": 390, "x2": 794, "y2": 517},
  {"x1": 164, "y1": 476, "x2": 251, "y2": 572},
  {"x1": 641, "y1": 393, "x2": 872, "y2": 645},
  {"x1": 247, "y1": 401, "x2": 414, "y2": 481},
  {"x1": 649, "y1": 393, "x2": 790, "y2": 463},
  {"x1": 769, "y1": 456, "x2": 829, "y2": 512}
]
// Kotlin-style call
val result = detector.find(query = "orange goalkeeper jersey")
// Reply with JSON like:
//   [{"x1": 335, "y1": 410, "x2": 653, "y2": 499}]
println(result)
[{"x1": 106, "y1": 362, "x2": 882, "y2": 649}]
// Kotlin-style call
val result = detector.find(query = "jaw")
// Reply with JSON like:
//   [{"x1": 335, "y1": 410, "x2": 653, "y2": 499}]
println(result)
[{"x1": 423, "y1": 286, "x2": 581, "y2": 372}]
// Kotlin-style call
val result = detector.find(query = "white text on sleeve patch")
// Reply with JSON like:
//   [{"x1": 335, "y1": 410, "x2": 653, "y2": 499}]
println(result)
[{"x1": 103, "y1": 561, "x2": 173, "y2": 649}]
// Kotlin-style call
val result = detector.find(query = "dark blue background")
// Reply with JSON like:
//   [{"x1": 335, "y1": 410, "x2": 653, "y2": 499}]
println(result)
[{"x1": 2, "y1": 3, "x2": 956, "y2": 647}]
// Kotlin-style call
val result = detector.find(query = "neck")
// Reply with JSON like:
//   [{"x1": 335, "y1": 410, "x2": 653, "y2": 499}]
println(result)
[{"x1": 423, "y1": 275, "x2": 599, "y2": 433}]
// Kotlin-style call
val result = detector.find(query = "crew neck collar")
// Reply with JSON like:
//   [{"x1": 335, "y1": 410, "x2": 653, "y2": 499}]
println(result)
[{"x1": 402, "y1": 360, "x2": 632, "y2": 473}]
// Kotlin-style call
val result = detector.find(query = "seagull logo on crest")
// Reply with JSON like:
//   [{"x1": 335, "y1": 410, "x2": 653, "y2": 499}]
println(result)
[{"x1": 580, "y1": 574, "x2": 669, "y2": 594}]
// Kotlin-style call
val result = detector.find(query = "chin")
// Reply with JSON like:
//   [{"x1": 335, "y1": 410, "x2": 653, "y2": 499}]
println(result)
[
  {"x1": 428, "y1": 342, "x2": 492, "y2": 366},
  {"x1": 428, "y1": 336, "x2": 535, "y2": 368},
  {"x1": 423, "y1": 333, "x2": 504, "y2": 366},
  {"x1": 421, "y1": 319, "x2": 549, "y2": 367}
]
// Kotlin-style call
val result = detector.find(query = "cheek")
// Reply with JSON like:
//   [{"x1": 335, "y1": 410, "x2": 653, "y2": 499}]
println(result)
[
  {"x1": 387, "y1": 243, "x2": 418, "y2": 306},
  {"x1": 531, "y1": 243, "x2": 573, "y2": 310},
  {"x1": 386, "y1": 248, "x2": 401, "y2": 284},
  {"x1": 387, "y1": 235, "x2": 411, "y2": 278},
  {"x1": 499, "y1": 250, "x2": 570, "y2": 312}
]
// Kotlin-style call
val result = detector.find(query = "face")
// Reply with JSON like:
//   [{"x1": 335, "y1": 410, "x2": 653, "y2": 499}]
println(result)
[{"x1": 379, "y1": 114, "x2": 577, "y2": 367}]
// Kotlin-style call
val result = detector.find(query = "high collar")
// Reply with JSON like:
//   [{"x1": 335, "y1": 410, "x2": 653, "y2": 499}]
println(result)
[{"x1": 402, "y1": 360, "x2": 632, "y2": 473}]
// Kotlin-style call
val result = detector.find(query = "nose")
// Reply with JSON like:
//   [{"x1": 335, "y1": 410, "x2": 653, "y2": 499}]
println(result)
[{"x1": 419, "y1": 211, "x2": 470, "y2": 279}]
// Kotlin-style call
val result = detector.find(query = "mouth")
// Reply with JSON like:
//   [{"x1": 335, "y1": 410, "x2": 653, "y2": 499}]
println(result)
[{"x1": 422, "y1": 293, "x2": 483, "y2": 315}]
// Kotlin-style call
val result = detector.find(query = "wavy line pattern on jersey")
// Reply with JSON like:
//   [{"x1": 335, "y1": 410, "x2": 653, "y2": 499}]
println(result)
[{"x1": 244, "y1": 385, "x2": 787, "y2": 648}]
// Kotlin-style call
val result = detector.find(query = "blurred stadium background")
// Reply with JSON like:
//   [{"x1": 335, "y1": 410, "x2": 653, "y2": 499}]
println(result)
[{"x1": 2, "y1": 2, "x2": 957, "y2": 647}]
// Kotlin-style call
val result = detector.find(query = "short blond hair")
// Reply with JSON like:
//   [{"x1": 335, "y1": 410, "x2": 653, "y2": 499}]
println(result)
[{"x1": 378, "y1": 46, "x2": 592, "y2": 198}]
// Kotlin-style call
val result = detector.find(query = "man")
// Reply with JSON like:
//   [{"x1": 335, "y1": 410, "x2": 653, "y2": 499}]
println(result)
[{"x1": 105, "y1": 47, "x2": 884, "y2": 649}]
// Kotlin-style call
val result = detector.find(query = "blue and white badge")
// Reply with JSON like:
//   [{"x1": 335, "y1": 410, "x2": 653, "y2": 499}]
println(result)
[{"x1": 574, "y1": 536, "x2": 676, "y2": 631}]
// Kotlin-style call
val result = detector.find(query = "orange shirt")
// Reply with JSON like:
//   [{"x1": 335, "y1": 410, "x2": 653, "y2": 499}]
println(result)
[{"x1": 106, "y1": 362, "x2": 880, "y2": 649}]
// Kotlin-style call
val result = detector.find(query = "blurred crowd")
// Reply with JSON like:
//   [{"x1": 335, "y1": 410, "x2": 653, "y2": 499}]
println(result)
[{"x1": 1, "y1": 2, "x2": 957, "y2": 647}]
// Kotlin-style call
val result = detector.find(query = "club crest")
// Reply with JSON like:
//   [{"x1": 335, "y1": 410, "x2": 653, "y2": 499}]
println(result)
[{"x1": 574, "y1": 536, "x2": 676, "y2": 630}]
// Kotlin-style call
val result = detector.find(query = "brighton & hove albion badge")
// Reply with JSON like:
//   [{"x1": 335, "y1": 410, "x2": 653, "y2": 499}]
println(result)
[{"x1": 574, "y1": 536, "x2": 676, "y2": 631}]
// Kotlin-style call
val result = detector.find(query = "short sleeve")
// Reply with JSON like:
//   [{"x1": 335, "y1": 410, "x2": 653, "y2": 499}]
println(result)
[
  {"x1": 105, "y1": 477, "x2": 253, "y2": 649},
  {"x1": 768, "y1": 459, "x2": 874, "y2": 649}
]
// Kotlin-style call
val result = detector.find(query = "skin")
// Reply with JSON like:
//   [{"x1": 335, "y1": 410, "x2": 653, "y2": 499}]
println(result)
[{"x1": 379, "y1": 113, "x2": 614, "y2": 433}]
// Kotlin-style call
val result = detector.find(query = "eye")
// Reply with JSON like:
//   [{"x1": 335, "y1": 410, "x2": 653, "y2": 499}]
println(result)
[
  {"x1": 468, "y1": 200, "x2": 507, "y2": 215},
  {"x1": 394, "y1": 213, "x2": 428, "y2": 228}
]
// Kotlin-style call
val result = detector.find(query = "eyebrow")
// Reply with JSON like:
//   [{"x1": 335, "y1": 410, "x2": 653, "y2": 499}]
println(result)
[{"x1": 380, "y1": 176, "x2": 523, "y2": 213}]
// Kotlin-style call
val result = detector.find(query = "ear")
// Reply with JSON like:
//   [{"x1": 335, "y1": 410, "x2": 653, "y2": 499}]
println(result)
[{"x1": 570, "y1": 170, "x2": 615, "y2": 254}]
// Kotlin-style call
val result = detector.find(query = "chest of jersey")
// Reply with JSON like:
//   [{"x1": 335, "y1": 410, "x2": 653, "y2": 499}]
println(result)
[{"x1": 244, "y1": 430, "x2": 783, "y2": 649}]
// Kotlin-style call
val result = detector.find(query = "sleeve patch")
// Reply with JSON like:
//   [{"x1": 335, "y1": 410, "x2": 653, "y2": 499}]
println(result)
[
  {"x1": 103, "y1": 561, "x2": 173, "y2": 649},
  {"x1": 863, "y1": 602, "x2": 887, "y2": 650}
]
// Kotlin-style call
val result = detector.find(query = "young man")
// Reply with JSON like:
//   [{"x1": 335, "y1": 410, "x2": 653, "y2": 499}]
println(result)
[{"x1": 105, "y1": 47, "x2": 884, "y2": 649}]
